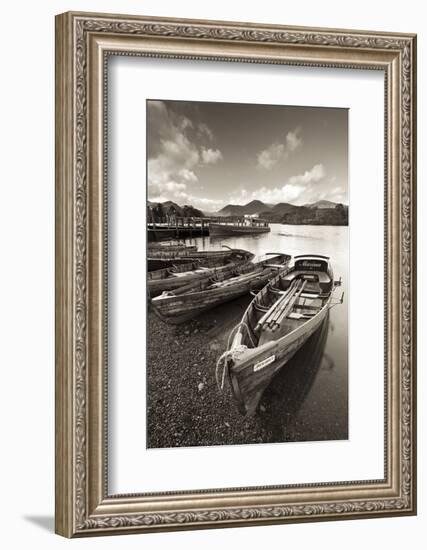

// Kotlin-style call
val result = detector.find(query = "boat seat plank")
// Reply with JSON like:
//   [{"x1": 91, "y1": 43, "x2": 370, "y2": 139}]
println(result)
[
  {"x1": 294, "y1": 303, "x2": 320, "y2": 311},
  {"x1": 269, "y1": 286, "x2": 286, "y2": 294},
  {"x1": 283, "y1": 270, "x2": 330, "y2": 283},
  {"x1": 288, "y1": 312, "x2": 305, "y2": 320}
]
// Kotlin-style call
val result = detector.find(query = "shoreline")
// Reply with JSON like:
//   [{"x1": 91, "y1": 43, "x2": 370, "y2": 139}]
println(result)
[{"x1": 146, "y1": 300, "x2": 348, "y2": 449}]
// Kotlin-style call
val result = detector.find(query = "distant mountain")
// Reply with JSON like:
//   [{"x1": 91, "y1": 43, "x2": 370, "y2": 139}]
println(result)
[
  {"x1": 265, "y1": 202, "x2": 307, "y2": 216},
  {"x1": 304, "y1": 200, "x2": 347, "y2": 209},
  {"x1": 261, "y1": 201, "x2": 348, "y2": 225},
  {"x1": 147, "y1": 199, "x2": 348, "y2": 225},
  {"x1": 217, "y1": 200, "x2": 272, "y2": 217}
]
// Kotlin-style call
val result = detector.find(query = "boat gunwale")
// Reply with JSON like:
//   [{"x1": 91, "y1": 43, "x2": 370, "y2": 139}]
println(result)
[
  {"x1": 230, "y1": 295, "x2": 333, "y2": 372},
  {"x1": 151, "y1": 254, "x2": 291, "y2": 304},
  {"x1": 229, "y1": 262, "x2": 336, "y2": 367}
]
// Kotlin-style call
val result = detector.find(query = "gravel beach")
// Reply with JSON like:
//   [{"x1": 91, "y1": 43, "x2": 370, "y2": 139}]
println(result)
[{"x1": 147, "y1": 296, "x2": 347, "y2": 448}]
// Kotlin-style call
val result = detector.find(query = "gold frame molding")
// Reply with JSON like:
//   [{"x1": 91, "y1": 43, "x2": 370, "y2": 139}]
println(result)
[{"x1": 55, "y1": 11, "x2": 417, "y2": 538}]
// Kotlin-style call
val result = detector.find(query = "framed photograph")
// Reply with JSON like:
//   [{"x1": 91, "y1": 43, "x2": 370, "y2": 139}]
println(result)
[{"x1": 55, "y1": 12, "x2": 417, "y2": 537}]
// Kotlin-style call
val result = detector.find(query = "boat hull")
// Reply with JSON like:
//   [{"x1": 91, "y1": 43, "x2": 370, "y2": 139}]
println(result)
[
  {"x1": 148, "y1": 262, "x2": 239, "y2": 297},
  {"x1": 147, "y1": 257, "x2": 194, "y2": 271},
  {"x1": 209, "y1": 222, "x2": 270, "y2": 236},
  {"x1": 147, "y1": 249, "x2": 250, "y2": 272},
  {"x1": 151, "y1": 270, "x2": 279, "y2": 325},
  {"x1": 228, "y1": 298, "x2": 331, "y2": 415}
]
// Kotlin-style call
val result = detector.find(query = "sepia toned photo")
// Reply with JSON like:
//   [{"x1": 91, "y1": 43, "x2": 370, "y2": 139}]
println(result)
[{"x1": 146, "y1": 99, "x2": 348, "y2": 449}]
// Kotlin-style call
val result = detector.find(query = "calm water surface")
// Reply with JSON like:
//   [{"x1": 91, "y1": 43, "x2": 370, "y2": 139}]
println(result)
[{"x1": 187, "y1": 223, "x2": 348, "y2": 441}]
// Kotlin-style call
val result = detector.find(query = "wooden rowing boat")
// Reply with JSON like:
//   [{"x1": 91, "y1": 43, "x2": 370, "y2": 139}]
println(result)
[
  {"x1": 147, "y1": 241, "x2": 196, "y2": 252},
  {"x1": 150, "y1": 253, "x2": 291, "y2": 324},
  {"x1": 216, "y1": 254, "x2": 343, "y2": 415},
  {"x1": 147, "y1": 249, "x2": 254, "y2": 297},
  {"x1": 147, "y1": 246, "x2": 243, "y2": 271}
]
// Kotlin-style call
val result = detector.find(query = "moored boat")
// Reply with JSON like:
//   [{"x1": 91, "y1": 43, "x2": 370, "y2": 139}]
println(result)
[
  {"x1": 147, "y1": 249, "x2": 254, "y2": 297},
  {"x1": 209, "y1": 218, "x2": 270, "y2": 236},
  {"x1": 147, "y1": 246, "x2": 241, "y2": 271},
  {"x1": 216, "y1": 254, "x2": 344, "y2": 416},
  {"x1": 150, "y1": 253, "x2": 291, "y2": 324},
  {"x1": 147, "y1": 241, "x2": 196, "y2": 252}
]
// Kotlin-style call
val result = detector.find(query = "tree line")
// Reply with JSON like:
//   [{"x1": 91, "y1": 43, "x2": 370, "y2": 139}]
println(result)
[{"x1": 147, "y1": 203, "x2": 205, "y2": 223}]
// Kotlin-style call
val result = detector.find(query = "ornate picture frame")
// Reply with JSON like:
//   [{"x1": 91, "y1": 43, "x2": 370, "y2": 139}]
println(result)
[{"x1": 55, "y1": 11, "x2": 416, "y2": 537}]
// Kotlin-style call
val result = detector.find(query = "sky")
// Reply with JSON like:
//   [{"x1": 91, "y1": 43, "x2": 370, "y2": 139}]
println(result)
[{"x1": 147, "y1": 99, "x2": 348, "y2": 212}]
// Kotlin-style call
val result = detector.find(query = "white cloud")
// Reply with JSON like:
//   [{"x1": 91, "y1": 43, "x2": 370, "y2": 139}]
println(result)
[
  {"x1": 189, "y1": 196, "x2": 225, "y2": 211},
  {"x1": 286, "y1": 129, "x2": 302, "y2": 152},
  {"x1": 147, "y1": 101, "x2": 223, "y2": 202},
  {"x1": 257, "y1": 128, "x2": 302, "y2": 170},
  {"x1": 201, "y1": 148, "x2": 223, "y2": 164},
  {"x1": 178, "y1": 169, "x2": 198, "y2": 183},
  {"x1": 257, "y1": 143, "x2": 286, "y2": 170},
  {"x1": 232, "y1": 184, "x2": 303, "y2": 205},
  {"x1": 198, "y1": 122, "x2": 214, "y2": 141},
  {"x1": 229, "y1": 164, "x2": 327, "y2": 206},
  {"x1": 288, "y1": 163, "x2": 325, "y2": 186}
]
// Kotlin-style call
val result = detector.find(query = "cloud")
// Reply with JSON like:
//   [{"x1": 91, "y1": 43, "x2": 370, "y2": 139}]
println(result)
[
  {"x1": 288, "y1": 163, "x2": 325, "y2": 186},
  {"x1": 229, "y1": 164, "x2": 327, "y2": 206},
  {"x1": 147, "y1": 101, "x2": 223, "y2": 202},
  {"x1": 257, "y1": 128, "x2": 302, "y2": 170},
  {"x1": 231, "y1": 184, "x2": 303, "y2": 205},
  {"x1": 189, "y1": 196, "x2": 225, "y2": 211},
  {"x1": 201, "y1": 148, "x2": 223, "y2": 164},
  {"x1": 285, "y1": 129, "x2": 302, "y2": 153},
  {"x1": 198, "y1": 122, "x2": 214, "y2": 141},
  {"x1": 178, "y1": 169, "x2": 198, "y2": 183},
  {"x1": 257, "y1": 143, "x2": 286, "y2": 170}
]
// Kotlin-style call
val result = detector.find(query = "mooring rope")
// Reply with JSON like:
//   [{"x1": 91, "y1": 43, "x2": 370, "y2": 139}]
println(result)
[{"x1": 215, "y1": 322, "x2": 256, "y2": 391}]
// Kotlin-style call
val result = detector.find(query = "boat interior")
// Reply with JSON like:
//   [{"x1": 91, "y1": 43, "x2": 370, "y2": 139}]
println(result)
[
  {"x1": 148, "y1": 261, "x2": 202, "y2": 281},
  {"x1": 148, "y1": 250, "x2": 252, "y2": 282},
  {"x1": 241, "y1": 266, "x2": 334, "y2": 347},
  {"x1": 155, "y1": 254, "x2": 289, "y2": 298}
]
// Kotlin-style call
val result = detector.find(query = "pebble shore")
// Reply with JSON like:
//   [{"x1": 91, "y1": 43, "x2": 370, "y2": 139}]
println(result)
[{"x1": 147, "y1": 296, "x2": 347, "y2": 448}]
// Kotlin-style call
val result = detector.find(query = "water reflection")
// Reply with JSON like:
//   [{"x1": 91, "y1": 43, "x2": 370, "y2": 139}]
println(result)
[{"x1": 257, "y1": 314, "x2": 330, "y2": 441}]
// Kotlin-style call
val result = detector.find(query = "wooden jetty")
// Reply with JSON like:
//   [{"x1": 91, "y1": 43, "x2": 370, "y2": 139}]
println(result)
[
  {"x1": 147, "y1": 216, "x2": 271, "y2": 241},
  {"x1": 147, "y1": 217, "x2": 209, "y2": 241}
]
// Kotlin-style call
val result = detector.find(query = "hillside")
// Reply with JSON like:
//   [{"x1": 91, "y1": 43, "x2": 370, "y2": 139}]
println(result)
[
  {"x1": 260, "y1": 202, "x2": 309, "y2": 220},
  {"x1": 147, "y1": 199, "x2": 348, "y2": 225},
  {"x1": 304, "y1": 200, "x2": 341, "y2": 209},
  {"x1": 261, "y1": 202, "x2": 348, "y2": 225},
  {"x1": 217, "y1": 200, "x2": 271, "y2": 217}
]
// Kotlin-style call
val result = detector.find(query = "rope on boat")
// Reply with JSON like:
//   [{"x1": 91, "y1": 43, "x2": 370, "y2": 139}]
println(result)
[
  {"x1": 215, "y1": 322, "x2": 255, "y2": 391},
  {"x1": 215, "y1": 352, "x2": 229, "y2": 390}
]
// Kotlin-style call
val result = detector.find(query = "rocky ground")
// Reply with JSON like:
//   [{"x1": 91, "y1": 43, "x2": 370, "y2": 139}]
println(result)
[{"x1": 146, "y1": 296, "x2": 347, "y2": 449}]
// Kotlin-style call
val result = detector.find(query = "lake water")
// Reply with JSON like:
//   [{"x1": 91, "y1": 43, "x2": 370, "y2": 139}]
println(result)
[{"x1": 188, "y1": 223, "x2": 348, "y2": 442}]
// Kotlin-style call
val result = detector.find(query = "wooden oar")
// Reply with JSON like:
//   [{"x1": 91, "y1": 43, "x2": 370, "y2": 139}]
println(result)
[
  {"x1": 254, "y1": 279, "x2": 297, "y2": 331},
  {"x1": 272, "y1": 280, "x2": 307, "y2": 331},
  {"x1": 209, "y1": 269, "x2": 260, "y2": 288},
  {"x1": 267, "y1": 279, "x2": 300, "y2": 328},
  {"x1": 269, "y1": 279, "x2": 301, "y2": 328}
]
